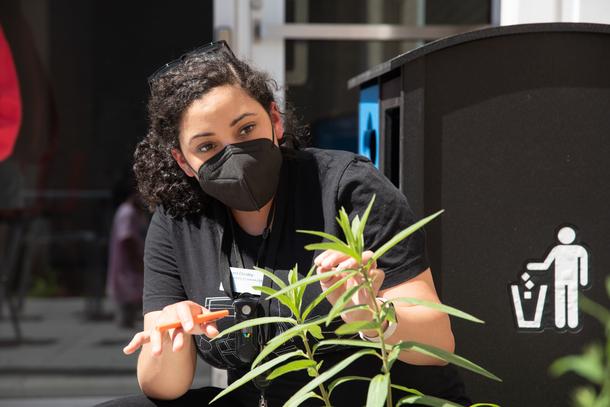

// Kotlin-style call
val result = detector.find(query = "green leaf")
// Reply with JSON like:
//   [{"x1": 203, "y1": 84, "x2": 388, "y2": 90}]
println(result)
[
  {"x1": 266, "y1": 359, "x2": 316, "y2": 381},
  {"x1": 580, "y1": 295, "x2": 610, "y2": 327},
  {"x1": 327, "y1": 376, "x2": 370, "y2": 396},
  {"x1": 397, "y1": 394, "x2": 463, "y2": 406},
  {"x1": 606, "y1": 276, "x2": 610, "y2": 300},
  {"x1": 469, "y1": 404, "x2": 502, "y2": 407},
  {"x1": 357, "y1": 195, "x2": 376, "y2": 241},
  {"x1": 387, "y1": 297, "x2": 484, "y2": 324},
  {"x1": 326, "y1": 283, "x2": 365, "y2": 326},
  {"x1": 305, "y1": 241, "x2": 359, "y2": 261},
  {"x1": 266, "y1": 269, "x2": 347, "y2": 300},
  {"x1": 288, "y1": 265, "x2": 298, "y2": 285},
  {"x1": 571, "y1": 386, "x2": 598, "y2": 407},
  {"x1": 549, "y1": 344, "x2": 605, "y2": 384},
  {"x1": 372, "y1": 210, "x2": 444, "y2": 263},
  {"x1": 253, "y1": 266, "x2": 287, "y2": 289},
  {"x1": 209, "y1": 350, "x2": 305, "y2": 404},
  {"x1": 308, "y1": 324, "x2": 324, "y2": 340},
  {"x1": 253, "y1": 285, "x2": 300, "y2": 320},
  {"x1": 213, "y1": 316, "x2": 297, "y2": 340},
  {"x1": 338, "y1": 208, "x2": 358, "y2": 254},
  {"x1": 312, "y1": 339, "x2": 384, "y2": 355},
  {"x1": 285, "y1": 391, "x2": 323, "y2": 406},
  {"x1": 398, "y1": 342, "x2": 502, "y2": 382},
  {"x1": 302, "y1": 271, "x2": 357, "y2": 320},
  {"x1": 296, "y1": 264, "x2": 317, "y2": 311},
  {"x1": 297, "y1": 229, "x2": 349, "y2": 248},
  {"x1": 252, "y1": 317, "x2": 327, "y2": 367},
  {"x1": 366, "y1": 373, "x2": 389, "y2": 407},
  {"x1": 335, "y1": 320, "x2": 378, "y2": 336},
  {"x1": 387, "y1": 344, "x2": 402, "y2": 370},
  {"x1": 390, "y1": 385, "x2": 422, "y2": 396},
  {"x1": 284, "y1": 349, "x2": 378, "y2": 407}
]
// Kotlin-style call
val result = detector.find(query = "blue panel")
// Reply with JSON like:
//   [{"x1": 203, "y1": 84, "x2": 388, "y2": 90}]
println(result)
[{"x1": 358, "y1": 84, "x2": 380, "y2": 167}]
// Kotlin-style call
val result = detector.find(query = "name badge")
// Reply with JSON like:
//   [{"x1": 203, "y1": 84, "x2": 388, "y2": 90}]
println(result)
[{"x1": 219, "y1": 267, "x2": 265, "y2": 295}]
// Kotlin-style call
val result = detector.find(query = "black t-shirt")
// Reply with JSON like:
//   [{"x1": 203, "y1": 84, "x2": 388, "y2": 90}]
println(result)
[{"x1": 143, "y1": 148, "x2": 469, "y2": 406}]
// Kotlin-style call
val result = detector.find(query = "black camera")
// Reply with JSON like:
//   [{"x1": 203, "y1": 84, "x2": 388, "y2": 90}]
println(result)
[{"x1": 233, "y1": 293, "x2": 264, "y2": 364}]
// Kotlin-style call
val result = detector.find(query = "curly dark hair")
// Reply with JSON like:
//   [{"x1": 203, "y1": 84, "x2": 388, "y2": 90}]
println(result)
[{"x1": 134, "y1": 46, "x2": 309, "y2": 218}]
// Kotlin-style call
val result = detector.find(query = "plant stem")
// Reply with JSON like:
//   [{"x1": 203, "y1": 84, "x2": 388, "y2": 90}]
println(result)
[
  {"x1": 360, "y1": 264, "x2": 393, "y2": 407},
  {"x1": 301, "y1": 333, "x2": 332, "y2": 407}
]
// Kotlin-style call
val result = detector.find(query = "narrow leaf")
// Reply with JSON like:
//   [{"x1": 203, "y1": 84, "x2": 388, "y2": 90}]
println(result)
[
  {"x1": 372, "y1": 210, "x2": 444, "y2": 263},
  {"x1": 284, "y1": 349, "x2": 378, "y2": 407},
  {"x1": 285, "y1": 391, "x2": 322, "y2": 406},
  {"x1": 308, "y1": 324, "x2": 324, "y2": 340},
  {"x1": 398, "y1": 342, "x2": 501, "y2": 382},
  {"x1": 338, "y1": 208, "x2": 358, "y2": 253},
  {"x1": 366, "y1": 373, "x2": 389, "y2": 407},
  {"x1": 387, "y1": 344, "x2": 402, "y2": 370},
  {"x1": 213, "y1": 317, "x2": 296, "y2": 340},
  {"x1": 549, "y1": 344, "x2": 604, "y2": 384},
  {"x1": 266, "y1": 359, "x2": 316, "y2": 381},
  {"x1": 313, "y1": 339, "x2": 384, "y2": 355},
  {"x1": 326, "y1": 283, "x2": 365, "y2": 326},
  {"x1": 209, "y1": 350, "x2": 304, "y2": 404},
  {"x1": 335, "y1": 320, "x2": 378, "y2": 336},
  {"x1": 252, "y1": 317, "x2": 328, "y2": 367},
  {"x1": 579, "y1": 295, "x2": 610, "y2": 326},
  {"x1": 469, "y1": 404, "x2": 501, "y2": 407},
  {"x1": 253, "y1": 285, "x2": 300, "y2": 319},
  {"x1": 328, "y1": 375, "x2": 370, "y2": 396},
  {"x1": 302, "y1": 271, "x2": 357, "y2": 320},
  {"x1": 390, "y1": 385, "x2": 422, "y2": 396},
  {"x1": 357, "y1": 195, "x2": 376, "y2": 241},
  {"x1": 266, "y1": 269, "x2": 347, "y2": 300},
  {"x1": 397, "y1": 394, "x2": 463, "y2": 407},
  {"x1": 305, "y1": 242, "x2": 359, "y2": 260},
  {"x1": 388, "y1": 297, "x2": 484, "y2": 324},
  {"x1": 254, "y1": 266, "x2": 287, "y2": 289},
  {"x1": 297, "y1": 229, "x2": 349, "y2": 248}
]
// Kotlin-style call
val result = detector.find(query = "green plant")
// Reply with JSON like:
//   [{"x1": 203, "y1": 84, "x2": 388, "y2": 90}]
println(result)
[
  {"x1": 211, "y1": 195, "x2": 501, "y2": 407},
  {"x1": 549, "y1": 277, "x2": 610, "y2": 407}
]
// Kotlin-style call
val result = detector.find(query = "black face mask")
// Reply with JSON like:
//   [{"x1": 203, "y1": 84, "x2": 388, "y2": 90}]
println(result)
[{"x1": 195, "y1": 136, "x2": 282, "y2": 211}]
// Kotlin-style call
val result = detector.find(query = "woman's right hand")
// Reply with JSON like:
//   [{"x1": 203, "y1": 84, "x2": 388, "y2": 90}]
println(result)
[{"x1": 123, "y1": 300, "x2": 219, "y2": 357}]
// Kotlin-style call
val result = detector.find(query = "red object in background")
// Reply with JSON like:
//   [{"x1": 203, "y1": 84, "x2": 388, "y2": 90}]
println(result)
[{"x1": 0, "y1": 24, "x2": 22, "y2": 162}]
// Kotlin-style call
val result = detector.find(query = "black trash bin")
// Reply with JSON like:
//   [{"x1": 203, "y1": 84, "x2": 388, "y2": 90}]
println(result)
[{"x1": 349, "y1": 22, "x2": 610, "y2": 407}]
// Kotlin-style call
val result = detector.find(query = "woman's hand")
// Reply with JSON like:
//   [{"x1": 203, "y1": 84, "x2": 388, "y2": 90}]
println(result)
[
  {"x1": 123, "y1": 300, "x2": 219, "y2": 356},
  {"x1": 314, "y1": 250, "x2": 385, "y2": 326}
]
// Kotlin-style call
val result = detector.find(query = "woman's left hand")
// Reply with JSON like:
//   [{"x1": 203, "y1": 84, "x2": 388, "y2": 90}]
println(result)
[{"x1": 314, "y1": 250, "x2": 385, "y2": 325}]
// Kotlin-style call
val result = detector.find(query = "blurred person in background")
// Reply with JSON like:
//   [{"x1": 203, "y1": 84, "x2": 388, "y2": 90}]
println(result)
[{"x1": 106, "y1": 173, "x2": 149, "y2": 329}]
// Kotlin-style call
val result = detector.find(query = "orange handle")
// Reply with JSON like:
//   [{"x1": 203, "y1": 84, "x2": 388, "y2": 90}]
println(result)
[{"x1": 155, "y1": 309, "x2": 229, "y2": 332}]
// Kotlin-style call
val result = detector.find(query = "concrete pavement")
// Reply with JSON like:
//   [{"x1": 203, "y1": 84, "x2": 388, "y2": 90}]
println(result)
[{"x1": 0, "y1": 298, "x2": 212, "y2": 402}]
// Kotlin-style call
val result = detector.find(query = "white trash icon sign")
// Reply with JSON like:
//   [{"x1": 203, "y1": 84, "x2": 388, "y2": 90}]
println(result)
[{"x1": 510, "y1": 225, "x2": 590, "y2": 332}]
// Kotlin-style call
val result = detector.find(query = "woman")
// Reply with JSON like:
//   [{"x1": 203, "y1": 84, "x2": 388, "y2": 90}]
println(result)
[{"x1": 102, "y1": 41, "x2": 469, "y2": 406}]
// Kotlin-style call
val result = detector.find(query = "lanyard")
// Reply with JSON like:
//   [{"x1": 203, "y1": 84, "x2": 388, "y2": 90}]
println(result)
[{"x1": 217, "y1": 199, "x2": 276, "y2": 300}]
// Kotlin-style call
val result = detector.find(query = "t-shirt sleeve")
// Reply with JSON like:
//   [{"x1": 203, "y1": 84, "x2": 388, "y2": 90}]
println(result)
[
  {"x1": 337, "y1": 156, "x2": 429, "y2": 289},
  {"x1": 142, "y1": 208, "x2": 187, "y2": 314}
]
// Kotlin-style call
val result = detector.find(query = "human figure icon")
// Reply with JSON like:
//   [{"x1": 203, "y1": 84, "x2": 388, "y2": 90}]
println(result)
[{"x1": 527, "y1": 226, "x2": 588, "y2": 329}]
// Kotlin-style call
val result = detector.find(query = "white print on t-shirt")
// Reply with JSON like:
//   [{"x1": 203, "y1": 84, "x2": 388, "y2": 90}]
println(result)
[
  {"x1": 218, "y1": 267, "x2": 265, "y2": 295},
  {"x1": 510, "y1": 225, "x2": 590, "y2": 331}
]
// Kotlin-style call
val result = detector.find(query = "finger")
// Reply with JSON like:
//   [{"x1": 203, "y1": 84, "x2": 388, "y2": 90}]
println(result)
[
  {"x1": 369, "y1": 268, "x2": 385, "y2": 296},
  {"x1": 176, "y1": 302, "x2": 196, "y2": 333},
  {"x1": 171, "y1": 328, "x2": 184, "y2": 352},
  {"x1": 202, "y1": 321, "x2": 219, "y2": 338},
  {"x1": 316, "y1": 265, "x2": 342, "y2": 287},
  {"x1": 315, "y1": 250, "x2": 349, "y2": 270},
  {"x1": 123, "y1": 332, "x2": 149, "y2": 355},
  {"x1": 151, "y1": 325, "x2": 164, "y2": 356},
  {"x1": 362, "y1": 250, "x2": 377, "y2": 269},
  {"x1": 337, "y1": 257, "x2": 359, "y2": 271}
]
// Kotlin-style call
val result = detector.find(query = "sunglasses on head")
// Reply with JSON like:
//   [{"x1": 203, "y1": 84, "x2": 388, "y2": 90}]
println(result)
[{"x1": 147, "y1": 40, "x2": 237, "y2": 86}]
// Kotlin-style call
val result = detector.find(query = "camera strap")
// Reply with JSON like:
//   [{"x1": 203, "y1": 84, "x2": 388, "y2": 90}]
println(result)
[{"x1": 216, "y1": 200, "x2": 277, "y2": 402}]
